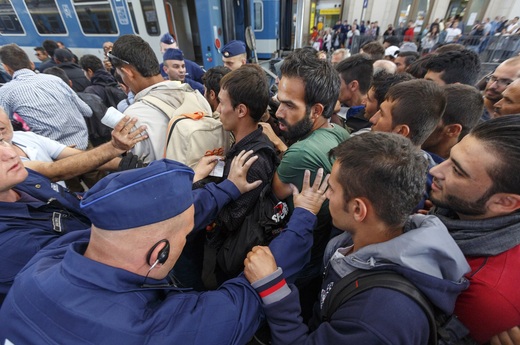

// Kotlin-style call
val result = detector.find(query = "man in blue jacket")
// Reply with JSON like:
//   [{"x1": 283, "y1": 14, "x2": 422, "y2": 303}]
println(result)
[
  {"x1": 0, "y1": 150, "x2": 329, "y2": 344},
  {"x1": 244, "y1": 132, "x2": 470, "y2": 344},
  {"x1": 0, "y1": 115, "x2": 147, "y2": 304}
]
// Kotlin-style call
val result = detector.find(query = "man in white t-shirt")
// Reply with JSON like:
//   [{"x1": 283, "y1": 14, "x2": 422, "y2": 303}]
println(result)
[
  {"x1": 445, "y1": 20, "x2": 462, "y2": 43},
  {"x1": 0, "y1": 107, "x2": 146, "y2": 184}
]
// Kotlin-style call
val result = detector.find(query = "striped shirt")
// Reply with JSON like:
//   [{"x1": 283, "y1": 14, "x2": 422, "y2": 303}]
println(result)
[{"x1": 0, "y1": 69, "x2": 92, "y2": 149}]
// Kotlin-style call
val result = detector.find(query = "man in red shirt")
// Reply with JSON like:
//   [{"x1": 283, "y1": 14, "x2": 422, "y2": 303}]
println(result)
[{"x1": 429, "y1": 115, "x2": 520, "y2": 344}]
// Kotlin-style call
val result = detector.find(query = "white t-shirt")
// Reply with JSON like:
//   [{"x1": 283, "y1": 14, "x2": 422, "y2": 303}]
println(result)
[
  {"x1": 445, "y1": 27, "x2": 462, "y2": 43},
  {"x1": 13, "y1": 131, "x2": 67, "y2": 162}
]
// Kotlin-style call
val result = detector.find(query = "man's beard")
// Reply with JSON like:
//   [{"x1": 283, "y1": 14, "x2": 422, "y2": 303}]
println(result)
[
  {"x1": 279, "y1": 112, "x2": 314, "y2": 140},
  {"x1": 430, "y1": 184, "x2": 495, "y2": 217}
]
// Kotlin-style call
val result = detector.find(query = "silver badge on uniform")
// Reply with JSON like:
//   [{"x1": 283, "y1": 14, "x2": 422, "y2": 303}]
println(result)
[
  {"x1": 52, "y1": 212, "x2": 63, "y2": 233},
  {"x1": 51, "y1": 183, "x2": 60, "y2": 193}
]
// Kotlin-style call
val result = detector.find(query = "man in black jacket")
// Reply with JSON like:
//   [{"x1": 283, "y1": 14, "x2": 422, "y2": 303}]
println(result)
[
  {"x1": 53, "y1": 49, "x2": 90, "y2": 92},
  {"x1": 79, "y1": 54, "x2": 127, "y2": 108}
]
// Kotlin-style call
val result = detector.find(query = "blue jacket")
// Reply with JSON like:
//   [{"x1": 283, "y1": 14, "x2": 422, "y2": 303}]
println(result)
[
  {"x1": 0, "y1": 169, "x2": 90, "y2": 301},
  {"x1": 0, "y1": 172, "x2": 317, "y2": 345},
  {"x1": 262, "y1": 214, "x2": 470, "y2": 344},
  {"x1": 0, "y1": 173, "x2": 252, "y2": 304}
]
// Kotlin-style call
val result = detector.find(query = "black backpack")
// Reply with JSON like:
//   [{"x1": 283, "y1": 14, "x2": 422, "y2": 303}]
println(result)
[
  {"x1": 202, "y1": 141, "x2": 288, "y2": 289},
  {"x1": 104, "y1": 85, "x2": 127, "y2": 108},
  {"x1": 77, "y1": 92, "x2": 111, "y2": 147},
  {"x1": 215, "y1": 141, "x2": 287, "y2": 276},
  {"x1": 321, "y1": 269, "x2": 476, "y2": 345}
]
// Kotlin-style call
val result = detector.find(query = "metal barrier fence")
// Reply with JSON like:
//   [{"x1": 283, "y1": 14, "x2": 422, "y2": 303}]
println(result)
[{"x1": 347, "y1": 34, "x2": 520, "y2": 64}]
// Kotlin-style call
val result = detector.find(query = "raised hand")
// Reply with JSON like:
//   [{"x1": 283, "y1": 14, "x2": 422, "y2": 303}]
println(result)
[
  {"x1": 227, "y1": 150, "x2": 262, "y2": 194},
  {"x1": 111, "y1": 116, "x2": 147, "y2": 152},
  {"x1": 291, "y1": 168, "x2": 330, "y2": 215}
]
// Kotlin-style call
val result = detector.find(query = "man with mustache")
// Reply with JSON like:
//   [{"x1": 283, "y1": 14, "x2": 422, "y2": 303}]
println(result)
[
  {"x1": 272, "y1": 48, "x2": 350, "y2": 320},
  {"x1": 482, "y1": 56, "x2": 520, "y2": 120},
  {"x1": 429, "y1": 116, "x2": 520, "y2": 343},
  {"x1": 492, "y1": 78, "x2": 520, "y2": 117}
]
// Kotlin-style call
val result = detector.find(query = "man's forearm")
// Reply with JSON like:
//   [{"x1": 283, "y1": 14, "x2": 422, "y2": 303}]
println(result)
[{"x1": 23, "y1": 142, "x2": 124, "y2": 182}]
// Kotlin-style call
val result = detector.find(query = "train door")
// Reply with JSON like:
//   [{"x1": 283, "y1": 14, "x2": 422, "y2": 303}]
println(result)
[{"x1": 161, "y1": 0, "x2": 197, "y2": 61}]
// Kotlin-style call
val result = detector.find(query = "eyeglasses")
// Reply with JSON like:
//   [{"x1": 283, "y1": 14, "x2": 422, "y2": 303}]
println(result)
[
  {"x1": 488, "y1": 75, "x2": 513, "y2": 88},
  {"x1": 106, "y1": 51, "x2": 130, "y2": 66}
]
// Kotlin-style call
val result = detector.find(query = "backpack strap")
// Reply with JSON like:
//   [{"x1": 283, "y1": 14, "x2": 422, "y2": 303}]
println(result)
[
  {"x1": 163, "y1": 113, "x2": 206, "y2": 158},
  {"x1": 140, "y1": 95, "x2": 178, "y2": 117},
  {"x1": 321, "y1": 269, "x2": 437, "y2": 345}
]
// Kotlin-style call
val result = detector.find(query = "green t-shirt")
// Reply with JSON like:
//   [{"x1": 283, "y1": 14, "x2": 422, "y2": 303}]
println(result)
[{"x1": 277, "y1": 124, "x2": 350, "y2": 214}]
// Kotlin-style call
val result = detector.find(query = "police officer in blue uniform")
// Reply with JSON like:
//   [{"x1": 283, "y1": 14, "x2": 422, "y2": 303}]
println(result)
[
  {"x1": 221, "y1": 40, "x2": 248, "y2": 71},
  {"x1": 163, "y1": 48, "x2": 205, "y2": 94},
  {"x1": 0, "y1": 116, "x2": 147, "y2": 304},
  {"x1": 0, "y1": 168, "x2": 90, "y2": 305},
  {"x1": 0, "y1": 152, "x2": 329, "y2": 344},
  {"x1": 159, "y1": 33, "x2": 205, "y2": 84}
]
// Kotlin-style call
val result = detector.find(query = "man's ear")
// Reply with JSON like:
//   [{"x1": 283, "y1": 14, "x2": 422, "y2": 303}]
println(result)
[
  {"x1": 487, "y1": 193, "x2": 520, "y2": 215},
  {"x1": 310, "y1": 103, "x2": 325, "y2": 119},
  {"x1": 349, "y1": 80, "x2": 359, "y2": 92},
  {"x1": 352, "y1": 197, "x2": 368, "y2": 223},
  {"x1": 393, "y1": 124, "x2": 410, "y2": 138},
  {"x1": 444, "y1": 124, "x2": 463, "y2": 138},
  {"x1": 209, "y1": 90, "x2": 216, "y2": 101},
  {"x1": 120, "y1": 66, "x2": 134, "y2": 79},
  {"x1": 237, "y1": 103, "x2": 248, "y2": 118}
]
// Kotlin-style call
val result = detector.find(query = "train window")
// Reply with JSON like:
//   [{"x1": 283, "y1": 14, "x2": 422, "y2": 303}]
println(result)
[
  {"x1": 253, "y1": 1, "x2": 263, "y2": 31},
  {"x1": 0, "y1": 0, "x2": 25, "y2": 34},
  {"x1": 127, "y1": 2, "x2": 139, "y2": 34},
  {"x1": 24, "y1": 0, "x2": 67, "y2": 34},
  {"x1": 73, "y1": 0, "x2": 118, "y2": 34},
  {"x1": 139, "y1": 0, "x2": 159, "y2": 35}
]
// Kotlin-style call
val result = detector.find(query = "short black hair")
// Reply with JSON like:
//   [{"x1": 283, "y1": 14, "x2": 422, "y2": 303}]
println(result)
[
  {"x1": 281, "y1": 48, "x2": 340, "y2": 118},
  {"x1": 425, "y1": 49, "x2": 481, "y2": 85},
  {"x1": 53, "y1": 49, "x2": 73, "y2": 63},
  {"x1": 111, "y1": 35, "x2": 160, "y2": 77},
  {"x1": 397, "y1": 51, "x2": 420, "y2": 67},
  {"x1": 386, "y1": 79, "x2": 446, "y2": 146},
  {"x1": 470, "y1": 115, "x2": 520, "y2": 196},
  {"x1": 331, "y1": 132, "x2": 427, "y2": 228},
  {"x1": 79, "y1": 54, "x2": 104, "y2": 72},
  {"x1": 371, "y1": 72, "x2": 414, "y2": 109},
  {"x1": 202, "y1": 66, "x2": 231, "y2": 96},
  {"x1": 43, "y1": 66, "x2": 70, "y2": 85},
  {"x1": 442, "y1": 84, "x2": 483, "y2": 138},
  {"x1": 336, "y1": 54, "x2": 374, "y2": 94},
  {"x1": 384, "y1": 36, "x2": 400, "y2": 46},
  {"x1": 220, "y1": 64, "x2": 269, "y2": 122},
  {"x1": 406, "y1": 55, "x2": 434, "y2": 79},
  {"x1": 42, "y1": 40, "x2": 58, "y2": 57}
]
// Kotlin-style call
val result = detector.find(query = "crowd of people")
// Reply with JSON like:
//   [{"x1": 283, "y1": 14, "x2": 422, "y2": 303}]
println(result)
[
  {"x1": 309, "y1": 15, "x2": 520, "y2": 61},
  {"x1": 0, "y1": 27, "x2": 519, "y2": 345}
]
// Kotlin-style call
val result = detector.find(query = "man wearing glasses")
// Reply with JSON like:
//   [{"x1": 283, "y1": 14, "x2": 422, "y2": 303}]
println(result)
[
  {"x1": 493, "y1": 79, "x2": 520, "y2": 117},
  {"x1": 33, "y1": 47, "x2": 50, "y2": 63},
  {"x1": 107, "y1": 35, "x2": 212, "y2": 164},
  {"x1": 482, "y1": 56, "x2": 520, "y2": 120}
]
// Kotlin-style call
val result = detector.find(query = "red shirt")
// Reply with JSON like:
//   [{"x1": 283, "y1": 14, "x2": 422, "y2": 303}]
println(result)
[
  {"x1": 455, "y1": 244, "x2": 520, "y2": 344},
  {"x1": 404, "y1": 27, "x2": 415, "y2": 41}
]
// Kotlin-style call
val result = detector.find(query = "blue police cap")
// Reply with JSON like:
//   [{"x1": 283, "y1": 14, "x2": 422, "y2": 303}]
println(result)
[
  {"x1": 80, "y1": 159, "x2": 194, "y2": 230},
  {"x1": 160, "y1": 33, "x2": 176, "y2": 45},
  {"x1": 163, "y1": 48, "x2": 184, "y2": 62},
  {"x1": 222, "y1": 40, "x2": 246, "y2": 57}
]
